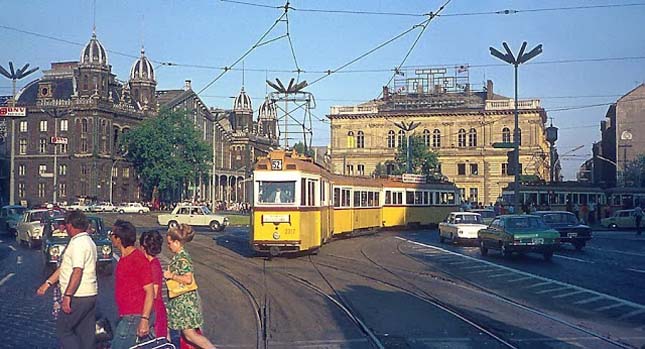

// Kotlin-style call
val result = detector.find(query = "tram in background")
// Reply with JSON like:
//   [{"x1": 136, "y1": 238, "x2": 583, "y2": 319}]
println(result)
[
  {"x1": 250, "y1": 149, "x2": 460, "y2": 256},
  {"x1": 501, "y1": 183, "x2": 606, "y2": 211}
]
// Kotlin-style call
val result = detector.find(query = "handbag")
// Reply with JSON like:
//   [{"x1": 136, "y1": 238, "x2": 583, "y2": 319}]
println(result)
[
  {"x1": 129, "y1": 334, "x2": 175, "y2": 349},
  {"x1": 166, "y1": 275, "x2": 198, "y2": 299},
  {"x1": 95, "y1": 316, "x2": 113, "y2": 342}
]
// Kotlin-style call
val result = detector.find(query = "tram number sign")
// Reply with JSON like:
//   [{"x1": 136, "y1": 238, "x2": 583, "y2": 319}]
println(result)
[
  {"x1": 271, "y1": 159, "x2": 282, "y2": 170},
  {"x1": 262, "y1": 214, "x2": 290, "y2": 224},
  {"x1": 0, "y1": 107, "x2": 27, "y2": 117}
]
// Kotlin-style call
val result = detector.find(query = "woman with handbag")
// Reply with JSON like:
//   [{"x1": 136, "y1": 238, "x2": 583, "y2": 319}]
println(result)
[{"x1": 164, "y1": 224, "x2": 216, "y2": 349}]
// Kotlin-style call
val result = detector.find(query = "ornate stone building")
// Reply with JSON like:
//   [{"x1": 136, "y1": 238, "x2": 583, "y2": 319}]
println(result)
[{"x1": 328, "y1": 74, "x2": 552, "y2": 205}]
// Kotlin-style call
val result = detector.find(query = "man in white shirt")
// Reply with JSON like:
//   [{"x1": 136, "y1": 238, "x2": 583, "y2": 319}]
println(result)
[{"x1": 37, "y1": 211, "x2": 98, "y2": 349}]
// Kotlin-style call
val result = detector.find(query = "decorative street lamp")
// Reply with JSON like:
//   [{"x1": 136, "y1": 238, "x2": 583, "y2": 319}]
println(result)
[
  {"x1": 393, "y1": 121, "x2": 421, "y2": 173},
  {"x1": 489, "y1": 41, "x2": 542, "y2": 213},
  {"x1": 0, "y1": 61, "x2": 39, "y2": 205}
]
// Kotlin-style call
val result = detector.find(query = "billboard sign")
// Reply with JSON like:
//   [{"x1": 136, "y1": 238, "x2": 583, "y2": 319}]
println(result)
[
  {"x1": 0, "y1": 107, "x2": 26, "y2": 117},
  {"x1": 50, "y1": 136, "x2": 68, "y2": 144}
]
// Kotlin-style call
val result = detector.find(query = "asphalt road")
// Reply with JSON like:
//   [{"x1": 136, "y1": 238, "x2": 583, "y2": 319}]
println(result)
[{"x1": 0, "y1": 221, "x2": 643, "y2": 348}]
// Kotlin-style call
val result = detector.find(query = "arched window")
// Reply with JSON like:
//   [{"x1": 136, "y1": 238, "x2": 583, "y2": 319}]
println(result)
[
  {"x1": 458, "y1": 129, "x2": 466, "y2": 147},
  {"x1": 387, "y1": 130, "x2": 396, "y2": 148},
  {"x1": 502, "y1": 127, "x2": 511, "y2": 143},
  {"x1": 397, "y1": 130, "x2": 406, "y2": 148},
  {"x1": 432, "y1": 129, "x2": 441, "y2": 148},
  {"x1": 356, "y1": 130, "x2": 365, "y2": 148},
  {"x1": 517, "y1": 128, "x2": 522, "y2": 146},
  {"x1": 347, "y1": 131, "x2": 355, "y2": 148},
  {"x1": 422, "y1": 129, "x2": 430, "y2": 147},
  {"x1": 468, "y1": 128, "x2": 477, "y2": 147}
]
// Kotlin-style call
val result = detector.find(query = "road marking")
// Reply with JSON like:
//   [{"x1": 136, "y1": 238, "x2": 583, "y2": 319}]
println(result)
[
  {"x1": 553, "y1": 254, "x2": 593, "y2": 263},
  {"x1": 535, "y1": 286, "x2": 570, "y2": 294},
  {"x1": 447, "y1": 261, "x2": 472, "y2": 265},
  {"x1": 467, "y1": 268, "x2": 498, "y2": 274},
  {"x1": 524, "y1": 281, "x2": 552, "y2": 289},
  {"x1": 618, "y1": 309, "x2": 645, "y2": 320},
  {"x1": 573, "y1": 295, "x2": 604, "y2": 305},
  {"x1": 0, "y1": 273, "x2": 15, "y2": 286},
  {"x1": 8, "y1": 245, "x2": 16, "y2": 251},
  {"x1": 507, "y1": 276, "x2": 533, "y2": 283},
  {"x1": 488, "y1": 272, "x2": 516, "y2": 278},
  {"x1": 0, "y1": 239, "x2": 3, "y2": 243},
  {"x1": 627, "y1": 268, "x2": 645, "y2": 274},
  {"x1": 17, "y1": 256, "x2": 22, "y2": 265},
  {"x1": 594, "y1": 303, "x2": 624, "y2": 312},
  {"x1": 396, "y1": 237, "x2": 645, "y2": 312},
  {"x1": 587, "y1": 247, "x2": 645, "y2": 258},
  {"x1": 552, "y1": 290, "x2": 585, "y2": 299},
  {"x1": 461, "y1": 265, "x2": 491, "y2": 270}
]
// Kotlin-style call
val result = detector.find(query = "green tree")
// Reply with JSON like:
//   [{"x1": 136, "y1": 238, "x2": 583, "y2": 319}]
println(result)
[
  {"x1": 121, "y1": 108, "x2": 212, "y2": 200},
  {"x1": 293, "y1": 141, "x2": 314, "y2": 157},
  {"x1": 373, "y1": 135, "x2": 441, "y2": 177},
  {"x1": 624, "y1": 154, "x2": 645, "y2": 187}
]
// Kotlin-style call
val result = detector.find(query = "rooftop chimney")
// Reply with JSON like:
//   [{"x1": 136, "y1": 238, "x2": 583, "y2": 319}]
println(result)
[
  {"x1": 486, "y1": 80, "x2": 494, "y2": 100},
  {"x1": 184, "y1": 80, "x2": 192, "y2": 91}
]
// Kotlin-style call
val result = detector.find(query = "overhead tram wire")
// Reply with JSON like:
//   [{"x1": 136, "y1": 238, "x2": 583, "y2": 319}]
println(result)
[
  {"x1": 282, "y1": 2, "x2": 302, "y2": 80},
  {"x1": 197, "y1": 10, "x2": 287, "y2": 95},
  {"x1": 307, "y1": 0, "x2": 453, "y2": 89},
  {"x1": 379, "y1": 0, "x2": 452, "y2": 99}
]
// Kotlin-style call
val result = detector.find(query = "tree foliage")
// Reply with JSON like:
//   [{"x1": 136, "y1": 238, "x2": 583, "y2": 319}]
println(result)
[
  {"x1": 373, "y1": 135, "x2": 441, "y2": 177},
  {"x1": 624, "y1": 154, "x2": 645, "y2": 187},
  {"x1": 293, "y1": 141, "x2": 314, "y2": 157},
  {"x1": 121, "y1": 108, "x2": 212, "y2": 199}
]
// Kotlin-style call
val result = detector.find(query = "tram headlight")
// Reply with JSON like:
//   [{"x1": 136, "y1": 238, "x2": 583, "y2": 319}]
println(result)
[{"x1": 272, "y1": 232, "x2": 280, "y2": 240}]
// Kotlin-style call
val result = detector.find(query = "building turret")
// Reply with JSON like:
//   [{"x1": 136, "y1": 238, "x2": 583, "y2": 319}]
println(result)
[
  {"x1": 75, "y1": 31, "x2": 112, "y2": 99},
  {"x1": 258, "y1": 96, "x2": 277, "y2": 139},
  {"x1": 232, "y1": 87, "x2": 253, "y2": 132},
  {"x1": 129, "y1": 47, "x2": 157, "y2": 111}
]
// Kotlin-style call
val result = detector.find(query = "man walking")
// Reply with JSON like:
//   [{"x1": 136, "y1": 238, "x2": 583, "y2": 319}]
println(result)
[
  {"x1": 37, "y1": 211, "x2": 97, "y2": 349},
  {"x1": 634, "y1": 204, "x2": 643, "y2": 236},
  {"x1": 111, "y1": 219, "x2": 155, "y2": 349}
]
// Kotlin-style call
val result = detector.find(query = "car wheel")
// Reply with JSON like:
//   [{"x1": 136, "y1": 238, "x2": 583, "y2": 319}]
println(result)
[
  {"x1": 118, "y1": 209, "x2": 125, "y2": 214},
  {"x1": 138, "y1": 210, "x2": 144, "y2": 214},
  {"x1": 573, "y1": 241, "x2": 585, "y2": 251},
  {"x1": 209, "y1": 221, "x2": 221, "y2": 232},
  {"x1": 479, "y1": 240, "x2": 488, "y2": 256},
  {"x1": 609, "y1": 223, "x2": 617, "y2": 230},
  {"x1": 501, "y1": 244, "x2": 512, "y2": 258},
  {"x1": 543, "y1": 251, "x2": 554, "y2": 261},
  {"x1": 168, "y1": 221, "x2": 179, "y2": 229}
]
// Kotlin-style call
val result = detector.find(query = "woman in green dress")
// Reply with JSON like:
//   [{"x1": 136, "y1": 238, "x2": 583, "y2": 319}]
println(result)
[{"x1": 164, "y1": 224, "x2": 216, "y2": 349}]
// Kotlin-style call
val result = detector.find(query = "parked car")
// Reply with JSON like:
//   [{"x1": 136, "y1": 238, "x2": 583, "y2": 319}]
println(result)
[
  {"x1": 16, "y1": 208, "x2": 66, "y2": 248},
  {"x1": 477, "y1": 215, "x2": 560, "y2": 261},
  {"x1": 89, "y1": 202, "x2": 116, "y2": 212},
  {"x1": 533, "y1": 211, "x2": 592, "y2": 250},
  {"x1": 601, "y1": 209, "x2": 637, "y2": 229},
  {"x1": 0, "y1": 205, "x2": 27, "y2": 236},
  {"x1": 116, "y1": 202, "x2": 150, "y2": 214},
  {"x1": 41, "y1": 215, "x2": 114, "y2": 274},
  {"x1": 65, "y1": 202, "x2": 90, "y2": 212},
  {"x1": 438, "y1": 212, "x2": 488, "y2": 244},
  {"x1": 158, "y1": 205, "x2": 228, "y2": 231},
  {"x1": 469, "y1": 208, "x2": 496, "y2": 225}
]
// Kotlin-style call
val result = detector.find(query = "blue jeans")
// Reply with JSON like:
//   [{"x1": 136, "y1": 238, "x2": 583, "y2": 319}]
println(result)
[{"x1": 111, "y1": 315, "x2": 155, "y2": 349}]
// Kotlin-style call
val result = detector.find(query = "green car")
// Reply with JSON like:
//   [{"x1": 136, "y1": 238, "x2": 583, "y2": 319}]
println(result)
[
  {"x1": 41, "y1": 215, "x2": 114, "y2": 274},
  {"x1": 477, "y1": 215, "x2": 560, "y2": 261}
]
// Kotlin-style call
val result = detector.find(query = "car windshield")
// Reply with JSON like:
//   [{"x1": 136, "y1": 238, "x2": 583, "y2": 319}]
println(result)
[
  {"x1": 456, "y1": 214, "x2": 483, "y2": 224},
  {"x1": 542, "y1": 213, "x2": 578, "y2": 225},
  {"x1": 505, "y1": 216, "x2": 549, "y2": 230},
  {"x1": 202, "y1": 206, "x2": 212, "y2": 214},
  {"x1": 258, "y1": 181, "x2": 296, "y2": 204},
  {"x1": 8, "y1": 207, "x2": 26, "y2": 215}
]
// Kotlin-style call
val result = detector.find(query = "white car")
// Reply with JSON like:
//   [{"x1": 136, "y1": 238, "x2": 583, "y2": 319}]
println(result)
[
  {"x1": 65, "y1": 202, "x2": 90, "y2": 211},
  {"x1": 158, "y1": 205, "x2": 228, "y2": 231},
  {"x1": 116, "y1": 202, "x2": 150, "y2": 214},
  {"x1": 89, "y1": 202, "x2": 116, "y2": 212},
  {"x1": 438, "y1": 212, "x2": 488, "y2": 244},
  {"x1": 16, "y1": 209, "x2": 66, "y2": 248}
]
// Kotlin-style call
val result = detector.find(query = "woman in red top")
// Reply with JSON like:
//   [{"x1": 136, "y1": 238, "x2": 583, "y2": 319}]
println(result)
[{"x1": 140, "y1": 230, "x2": 168, "y2": 339}]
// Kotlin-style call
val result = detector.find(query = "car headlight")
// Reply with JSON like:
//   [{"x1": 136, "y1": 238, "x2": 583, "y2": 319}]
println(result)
[
  {"x1": 457, "y1": 230, "x2": 464, "y2": 236},
  {"x1": 33, "y1": 228, "x2": 41, "y2": 233},
  {"x1": 101, "y1": 245, "x2": 112, "y2": 256},
  {"x1": 49, "y1": 245, "x2": 65, "y2": 257}
]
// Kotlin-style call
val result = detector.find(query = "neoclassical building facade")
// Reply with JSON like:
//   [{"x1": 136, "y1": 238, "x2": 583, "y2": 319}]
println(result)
[{"x1": 328, "y1": 80, "x2": 552, "y2": 205}]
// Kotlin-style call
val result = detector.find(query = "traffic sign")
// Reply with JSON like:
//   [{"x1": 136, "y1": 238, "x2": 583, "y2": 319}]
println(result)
[
  {"x1": 0, "y1": 106, "x2": 26, "y2": 117},
  {"x1": 50, "y1": 136, "x2": 68, "y2": 144},
  {"x1": 492, "y1": 142, "x2": 515, "y2": 149}
]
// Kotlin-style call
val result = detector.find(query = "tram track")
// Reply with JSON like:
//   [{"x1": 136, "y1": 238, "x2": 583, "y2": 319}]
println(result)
[{"x1": 189, "y1": 238, "x2": 384, "y2": 348}]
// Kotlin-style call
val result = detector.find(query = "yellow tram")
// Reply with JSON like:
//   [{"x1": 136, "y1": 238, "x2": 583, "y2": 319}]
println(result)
[{"x1": 251, "y1": 150, "x2": 459, "y2": 256}]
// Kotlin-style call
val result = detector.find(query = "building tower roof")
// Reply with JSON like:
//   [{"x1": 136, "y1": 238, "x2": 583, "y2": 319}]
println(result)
[
  {"x1": 80, "y1": 31, "x2": 109, "y2": 66},
  {"x1": 258, "y1": 96, "x2": 277, "y2": 120},
  {"x1": 233, "y1": 87, "x2": 253, "y2": 112},
  {"x1": 129, "y1": 47, "x2": 155, "y2": 81}
]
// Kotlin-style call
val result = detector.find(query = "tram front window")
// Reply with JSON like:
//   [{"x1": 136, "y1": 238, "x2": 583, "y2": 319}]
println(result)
[{"x1": 258, "y1": 181, "x2": 296, "y2": 204}]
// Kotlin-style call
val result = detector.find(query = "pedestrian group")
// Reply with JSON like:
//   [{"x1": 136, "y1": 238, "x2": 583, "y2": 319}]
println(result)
[{"x1": 37, "y1": 210, "x2": 216, "y2": 349}]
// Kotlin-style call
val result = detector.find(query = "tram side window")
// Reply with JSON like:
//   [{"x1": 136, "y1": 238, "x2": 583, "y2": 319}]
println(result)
[
  {"x1": 258, "y1": 181, "x2": 296, "y2": 204},
  {"x1": 343, "y1": 189, "x2": 351, "y2": 207},
  {"x1": 307, "y1": 180, "x2": 316, "y2": 206},
  {"x1": 414, "y1": 191, "x2": 422, "y2": 205},
  {"x1": 368, "y1": 192, "x2": 375, "y2": 207},
  {"x1": 406, "y1": 191, "x2": 414, "y2": 205},
  {"x1": 361, "y1": 191, "x2": 368, "y2": 207},
  {"x1": 385, "y1": 190, "x2": 392, "y2": 205},
  {"x1": 354, "y1": 191, "x2": 361, "y2": 207},
  {"x1": 423, "y1": 192, "x2": 429, "y2": 205},
  {"x1": 375, "y1": 192, "x2": 380, "y2": 206},
  {"x1": 334, "y1": 188, "x2": 341, "y2": 207},
  {"x1": 394, "y1": 192, "x2": 403, "y2": 205}
]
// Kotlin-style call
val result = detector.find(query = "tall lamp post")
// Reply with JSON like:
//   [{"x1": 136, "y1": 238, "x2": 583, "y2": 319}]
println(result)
[
  {"x1": 41, "y1": 108, "x2": 70, "y2": 204},
  {"x1": 110, "y1": 150, "x2": 128, "y2": 204},
  {"x1": 0, "y1": 62, "x2": 39, "y2": 205},
  {"x1": 490, "y1": 41, "x2": 542, "y2": 213},
  {"x1": 393, "y1": 121, "x2": 421, "y2": 173}
]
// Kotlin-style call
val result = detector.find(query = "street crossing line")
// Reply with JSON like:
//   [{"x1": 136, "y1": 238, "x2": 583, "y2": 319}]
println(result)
[
  {"x1": 524, "y1": 281, "x2": 552, "y2": 289},
  {"x1": 446, "y1": 261, "x2": 472, "y2": 265},
  {"x1": 594, "y1": 303, "x2": 624, "y2": 312},
  {"x1": 618, "y1": 309, "x2": 645, "y2": 320},
  {"x1": 573, "y1": 295, "x2": 604, "y2": 305},
  {"x1": 488, "y1": 272, "x2": 516, "y2": 278},
  {"x1": 0, "y1": 273, "x2": 15, "y2": 286},
  {"x1": 627, "y1": 268, "x2": 645, "y2": 274},
  {"x1": 8, "y1": 245, "x2": 16, "y2": 251},
  {"x1": 17, "y1": 256, "x2": 22, "y2": 265},
  {"x1": 552, "y1": 290, "x2": 585, "y2": 299},
  {"x1": 587, "y1": 247, "x2": 645, "y2": 258},
  {"x1": 507, "y1": 276, "x2": 533, "y2": 283},
  {"x1": 535, "y1": 286, "x2": 570, "y2": 295},
  {"x1": 553, "y1": 254, "x2": 593, "y2": 263},
  {"x1": 396, "y1": 237, "x2": 645, "y2": 313}
]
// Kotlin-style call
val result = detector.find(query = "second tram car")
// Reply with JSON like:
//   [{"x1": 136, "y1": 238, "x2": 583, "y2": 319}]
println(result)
[{"x1": 251, "y1": 150, "x2": 460, "y2": 256}]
